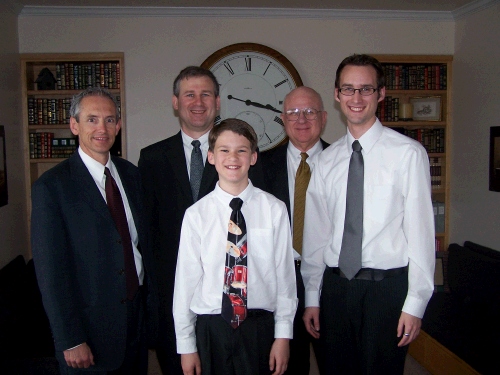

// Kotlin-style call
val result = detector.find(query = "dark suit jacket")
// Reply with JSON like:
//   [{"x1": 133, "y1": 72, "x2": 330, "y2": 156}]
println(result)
[
  {"x1": 262, "y1": 139, "x2": 329, "y2": 222},
  {"x1": 31, "y1": 152, "x2": 156, "y2": 371},
  {"x1": 138, "y1": 131, "x2": 265, "y2": 323}
]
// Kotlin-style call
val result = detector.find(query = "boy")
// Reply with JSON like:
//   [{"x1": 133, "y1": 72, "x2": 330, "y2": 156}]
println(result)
[{"x1": 173, "y1": 119, "x2": 297, "y2": 375}]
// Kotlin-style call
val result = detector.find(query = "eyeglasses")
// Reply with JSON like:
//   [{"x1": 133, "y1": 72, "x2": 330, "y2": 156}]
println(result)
[
  {"x1": 338, "y1": 87, "x2": 378, "y2": 96},
  {"x1": 284, "y1": 108, "x2": 322, "y2": 121}
]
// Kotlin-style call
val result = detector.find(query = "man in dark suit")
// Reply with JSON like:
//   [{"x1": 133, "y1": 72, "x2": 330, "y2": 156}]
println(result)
[
  {"x1": 138, "y1": 66, "x2": 265, "y2": 374},
  {"x1": 262, "y1": 86, "x2": 328, "y2": 375},
  {"x1": 32, "y1": 87, "x2": 156, "y2": 375}
]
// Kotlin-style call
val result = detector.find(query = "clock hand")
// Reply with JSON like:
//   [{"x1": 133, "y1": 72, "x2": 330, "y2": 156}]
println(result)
[{"x1": 227, "y1": 95, "x2": 282, "y2": 114}]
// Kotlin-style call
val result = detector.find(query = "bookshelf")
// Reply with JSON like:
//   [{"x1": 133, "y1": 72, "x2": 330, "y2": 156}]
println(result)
[
  {"x1": 21, "y1": 52, "x2": 126, "y2": 245},
  {"x1": 373, "y1": 55, "x2": 452, "y2": 254}
]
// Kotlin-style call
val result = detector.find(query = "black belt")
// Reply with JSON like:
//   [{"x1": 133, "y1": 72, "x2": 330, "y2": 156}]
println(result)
[
  {"x1": 294, "y1": 259, "x2": 301, "y2": 268},
  {"x1": 246, "y1": 309, "x2": 272, "y2": 318},
  {"x1": 328, "y1": 266, "x2": 407, "y2": 281}
]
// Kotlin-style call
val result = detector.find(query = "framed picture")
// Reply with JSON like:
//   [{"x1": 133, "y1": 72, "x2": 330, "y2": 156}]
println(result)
[
  {"x1": 489, "y1": 126, "x2": 500, "y2": 192},
  {"x1": 0, "y1": 125, "x2": 7, "y2": 207},
  {"x1": 410, "y1": 96, "x2": 442, "y2": 121}
]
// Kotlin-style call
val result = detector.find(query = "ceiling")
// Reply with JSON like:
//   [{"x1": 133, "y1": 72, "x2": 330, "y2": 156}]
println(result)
[{"x1": 14, "y1": 0, "x2": 477, "y2": 13}]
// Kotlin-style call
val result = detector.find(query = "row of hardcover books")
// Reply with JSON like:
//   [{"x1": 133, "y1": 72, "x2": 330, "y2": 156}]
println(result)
[
  {"x1": 392, "y1": 127, "x2": 445, "y2": 153},
  {"x1": 433, "y1": 201, "x2": 445, "y2": 234},
  {"x1": 377, "y1": 96, "x2": 400, "y2": 122},
  {"x1": 382, "y1": 64, "x2": 447, "y2": 90},
  {"x1": 53, "y1": 62, "x2": 120, "y2": 90},
  {"x1": 429, "y1": 157, "x2": 443, "y2": 189},
  {"x1": 29, "y1": 133, "x2": 77, "y2": 159},
  {"x1": 28, "y1": 96, "x2": 121, "y2": 125}
]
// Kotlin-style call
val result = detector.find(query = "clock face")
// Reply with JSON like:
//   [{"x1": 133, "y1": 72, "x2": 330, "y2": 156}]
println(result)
[{"x1": 202, "y1": 44, "x2": 302, "y2": 152}]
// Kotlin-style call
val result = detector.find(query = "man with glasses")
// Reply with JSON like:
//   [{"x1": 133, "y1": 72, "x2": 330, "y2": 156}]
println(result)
[
  {"x1": 301, "y1": 54, "x2": 435, "y2": 374},
  {"x1": 262, "y1": 86, "x2": 328, "y2": 375}
]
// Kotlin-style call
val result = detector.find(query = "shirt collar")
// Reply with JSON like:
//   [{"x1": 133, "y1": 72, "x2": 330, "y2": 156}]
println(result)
[
  {"x1": 181, "y1": 129, "x2": 210, "y2": 149},
  {"x1": 78, "y1": 147, "x2": 114, "y2": 184},
  {"x1": 215, "y1": 180, "x2": 254, "y2": 207},
  {"x1": 287, "y1": 139, "x2": 323, "y2": 159},
  {"x1": 346, "y1": 118, "x2": 383, "y2": 155}
]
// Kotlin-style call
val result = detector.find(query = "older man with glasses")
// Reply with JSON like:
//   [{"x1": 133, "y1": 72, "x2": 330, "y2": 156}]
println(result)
[{"x1": 262, "y1": 86, "x2": 329, "y2": 375}]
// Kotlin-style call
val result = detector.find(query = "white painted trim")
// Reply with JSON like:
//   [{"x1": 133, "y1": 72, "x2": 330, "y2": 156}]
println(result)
[
  {"x1": 19, "y1": 6, "x2": 455, "y2": 21},
  {"x1": 452, "y1": 0, "x2": 499, "y2": 19}
]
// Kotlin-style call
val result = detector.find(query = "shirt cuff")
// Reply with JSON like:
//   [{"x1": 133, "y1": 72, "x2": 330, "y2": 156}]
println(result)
[
  {"x1": 274, "y1": 321, "x2": 293, "y2": 339},
  {"x1": 402, "y1": 295, "x2": 428, "y2": 319},
  {"x1": 304, "y1": 291, "x2": 320, "y2": 308},
  {"x1": 176, "y1": 337, "x2": 197, "y2": 354}
]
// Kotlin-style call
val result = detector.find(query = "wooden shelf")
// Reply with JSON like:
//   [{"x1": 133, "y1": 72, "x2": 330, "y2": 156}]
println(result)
[{"x1": 373, "y1": 54, "x2": 452, "y2": 252}]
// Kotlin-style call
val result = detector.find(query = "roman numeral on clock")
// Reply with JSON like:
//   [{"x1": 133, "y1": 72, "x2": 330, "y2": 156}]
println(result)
[
  {"x1": 245, "y1": 57, "x2": 251, "y2": 71},
  {"x1": 274, "y1": 79, "x2": 288, "y2": 88},
  {"x1": 224, "y1": 62, "x2": 234, "y2": 75},
  {"x1": 274, "y1": 116, "x2": 284, "y2": 126}
]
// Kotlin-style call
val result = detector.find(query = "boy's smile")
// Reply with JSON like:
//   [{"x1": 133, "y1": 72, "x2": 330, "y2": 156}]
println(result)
[{"x1": 208, "y1": 130, "x2": 257, "y2": 195}]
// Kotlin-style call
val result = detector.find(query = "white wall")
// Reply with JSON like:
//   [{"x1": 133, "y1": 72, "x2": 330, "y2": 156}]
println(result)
[
  {"x1": 18, "y1": 14, "x2": 454, "y2": 165},
  {"x1": 451, "y1": 3, "x2": 500, "y2": 249},
  {"x1": 0, "y1": 3, "x2": 27, "y2": 268}
]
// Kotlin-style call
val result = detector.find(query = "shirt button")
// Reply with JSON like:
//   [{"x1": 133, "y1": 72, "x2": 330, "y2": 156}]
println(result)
[{"x1": 118, "y1": 269, "x2": 125, "y2": 275}]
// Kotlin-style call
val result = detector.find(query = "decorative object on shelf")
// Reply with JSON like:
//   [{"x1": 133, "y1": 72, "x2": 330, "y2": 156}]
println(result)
[
  {"x1": 0, "y1": 125, "x2": 7, "y2": 207},
  {"x1": 201, "y1": 42, "x2": 303, "y2": 152},
  {"x1": 410, "y1": 96, "x2": 442, "y2": 121},
  {"x1": 489, "y1": 126, "x2": 500, "y2": 192},
  {"x1": 35, "y1": 67, "x2": 57, "y2": 90},
  {"x1": 398, "y1": 103, "x2": 413, "y2": 121}
]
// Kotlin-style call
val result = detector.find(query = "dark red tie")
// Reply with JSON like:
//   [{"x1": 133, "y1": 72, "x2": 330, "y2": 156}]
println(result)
[
  {"x1": 222, "y1": 198, "x2": 247, "y2": 328},
  {"x1": 104, "y1": 167, "x2": 139, "y2": 300}
]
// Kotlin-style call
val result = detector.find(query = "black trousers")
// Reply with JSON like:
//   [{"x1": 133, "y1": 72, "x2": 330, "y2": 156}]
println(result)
[
  {"x1": 284, "y1": 264, "x2": 322, "y2": 375},
  {"x1": 155, "y1": 316, "x2": 183, "y2": 375},
  {"x1": 58, "y1": 287, "x2": 148, "y2": 375},
  {"x1": 318, "y1": 269, "x2": 409, "y2": 375},
  {"x1": 196, "y1": 312, "x2": 275, "y2": 375}
]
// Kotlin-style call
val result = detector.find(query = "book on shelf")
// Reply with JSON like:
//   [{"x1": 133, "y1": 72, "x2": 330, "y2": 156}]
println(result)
[
  {"x1": 429, "y1": 157, "x2": 443, "y2": 189},
  {"x1": 382, "y1": 63, "x2": 447, "y2": 90},
  {"x1": 28, "y1": 96, "x2": 120, "y2": 125},
  {"x1": 53, "y1": 61, "x2": 120, "y2": 91},
  {"x1": 432, "y1": 201, "x2": 445, "y2": 234},
  {"x1": 29, "y1": 133, "x2": 77, "y2": 159},
  {"x1": 390, "y1": 128, "x2": 445, "y2": 153}
]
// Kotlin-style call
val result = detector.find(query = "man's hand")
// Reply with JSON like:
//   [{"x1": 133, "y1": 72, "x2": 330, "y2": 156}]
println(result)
[
  {"x1": 269, "y1": 338, "x2": 289, "y2": 375},
  {"x1": 181, "y1": 352, "x2": 202, "y2": 375},
  {"x1": 397, "y1": 311, "x2": 422, "y2": 347},
  {"x1": 303, "y1": 307, "x2": 320, "y2": 339},
  {"x1": 63, "y1": 343, "x2": 94, "y2": 368}
]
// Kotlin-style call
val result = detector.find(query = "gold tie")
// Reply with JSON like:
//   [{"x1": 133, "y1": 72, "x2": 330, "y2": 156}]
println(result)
[{"x1": 293, "y1": 152, "x2": 311, "y2": 254}]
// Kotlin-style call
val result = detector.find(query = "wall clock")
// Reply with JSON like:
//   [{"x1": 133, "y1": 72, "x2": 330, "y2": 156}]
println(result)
[{"x1": 201, "y1": 43, "x2": 303, "y2": 152}]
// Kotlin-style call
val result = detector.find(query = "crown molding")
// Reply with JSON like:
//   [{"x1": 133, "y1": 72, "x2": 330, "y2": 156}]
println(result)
[
  {"x1": 19, "y1": 6, "x2": 456, "y2": 21},
  {"x1": 4, "y1": 0, "x2": 24, "y2": 15},
  {"x1": 452, "y1": 0, "x2": 499, "y2": 19}
]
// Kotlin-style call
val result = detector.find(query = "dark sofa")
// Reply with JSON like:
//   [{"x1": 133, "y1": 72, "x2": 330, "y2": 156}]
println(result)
[
  {"x1": 422, "y1": 241, "x2": 500, "y2": 375},
  {"x1": 0, "y1": 255, "x2": 59, "y2": 374}
]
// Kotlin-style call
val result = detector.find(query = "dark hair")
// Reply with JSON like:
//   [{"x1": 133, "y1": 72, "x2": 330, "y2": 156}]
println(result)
[
  {"x1": 69, "y1": 87, "x2": 120, "y2": 122},
  {"x1": 335, "y1": 54, "x2": 385, "y2": 90},
  {"x1": 208, "y1": 119, "x2": 258, "y2": 153},
  {"x1": 173, "y1": 66, "x2": 220, "y2": 97}
]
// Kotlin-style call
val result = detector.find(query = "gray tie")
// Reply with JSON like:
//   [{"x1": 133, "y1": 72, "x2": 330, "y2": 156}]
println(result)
[
  {"x1": 190, "y1": 140, "x2": 203, "y2": 202},
  {"x1": 338, "y1": 140, "x2": 364, "y2": 280}
]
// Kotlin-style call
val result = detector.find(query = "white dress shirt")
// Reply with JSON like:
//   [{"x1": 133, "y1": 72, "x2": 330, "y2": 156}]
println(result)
[
  {"x1": 301, "y1": 119, "x2": 435, "y2": 318},
  {"x1": 78, "y1": 148, "x2": 144, "y2": 285},
  {"x1": 181, "y1": 130, "x2": 209, "y2": 179},
  {"x1": 173, "y1": 181, "x2": 298, "y2": 354},
  {"x1": 286, "y1": 140, "x2": 324, "y2": 259}
]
